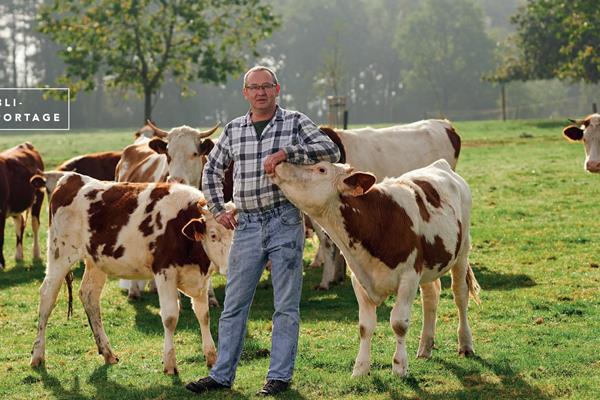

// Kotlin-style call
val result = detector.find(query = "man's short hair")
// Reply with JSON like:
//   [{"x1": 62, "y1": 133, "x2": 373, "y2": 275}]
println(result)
[{"x1": 243, "y1": 66, "x2": 278, "y2": 87}]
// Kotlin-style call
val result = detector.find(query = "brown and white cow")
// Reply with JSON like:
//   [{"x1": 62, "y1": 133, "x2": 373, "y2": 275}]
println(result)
[
  {"x1": 563, "y1": 113, "x2": 600, "y2": 172},
  {"x1": 115, "y1": 122, "x2": 219, "y2": 299},
  {"x1": 30, "y1": 173, "x2": 232, "y2": 374},
  {"x1": 0, "y1": 142, "x2": 45, "y2": 269},
  {"x1": 56, "y1": 151, "x2": 122, "y2": 181},
  {"x1": 312, "y1": 119, "x2": 461, "y2": 289},
  {"x1": 272, "y1": 159, "x2": 479, "y2": 377}
]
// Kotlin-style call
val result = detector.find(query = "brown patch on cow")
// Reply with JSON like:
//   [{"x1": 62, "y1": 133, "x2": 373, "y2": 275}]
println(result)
[
  {"x1": 420, "y1": 235, "x2": 453, "y2": 271},
  {"x1": 445, "y1": 126, "x2": 461, "y2": 159},
  {"x1": 54, "y1": 247, "x2": 60, "y2": 260},
  {"x1": 359, "y1": 325, "x2": 366, "y2": 339},
  {"x1": 583, "y1": 115, "x2": 592, "y2": 127},
  {"x1": 392, "y1": 321, "x2": 407, "y2": 337},
  {"x1": 152, "y1": 202, "x2": 211, "y2": 274},
  {"x1": 319, "y1": 126, "x2": 346, "y2": 163},
  {"x1": 454, "y1": 220, "x2": 462, "y2": 257},
  {"x1": 339, "y1": 187, "x2": 418, "y2": 270},
  {"x1": 85, "y1": 189, "x2": 101, "y2": 200},
  {"x1": 413, "y1": 180, "x2": 441, "y2": 208},
  {"x1": 414, "y1": 191, "x2": 430, "y2": 222},
  {"x1": 139, "y1": 184, "x2": 170, "y2": 236},
  {"x1": 57, "y1": 151, "x2": 122, "y2": 181},
  {"x1": 87, "y1": 183, "x2": 146, "y2": 261},
  {"x1": 50, "y1": 174, "x2": 85, "y2": 216}
]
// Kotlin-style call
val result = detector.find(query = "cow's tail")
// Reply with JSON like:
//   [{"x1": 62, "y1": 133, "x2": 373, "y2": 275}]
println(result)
[
  {"x1": 65, "y1": 271, "x2": 74, "y2": 319},
  {"x1": 466, "y1": 263, "x2": 481, "y2": 305}
]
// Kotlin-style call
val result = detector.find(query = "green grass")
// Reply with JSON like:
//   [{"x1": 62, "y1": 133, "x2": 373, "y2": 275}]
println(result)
[{"x1": 1, "y1": 119, "x2": 600, "y2": 399}]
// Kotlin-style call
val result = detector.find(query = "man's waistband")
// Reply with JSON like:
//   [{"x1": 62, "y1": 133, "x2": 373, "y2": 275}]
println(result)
[{"x1": 238, "y1": 201, "x2": 296, "y2": 222}]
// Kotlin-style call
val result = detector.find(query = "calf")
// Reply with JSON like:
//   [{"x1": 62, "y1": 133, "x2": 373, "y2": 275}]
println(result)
[
  {"x1": 312, "y1": 120, "x2": 461, "y2": 289},
  {"x1": 273, "y1": 159, "x2": 479, "y2": 377},
  {"x1": 30, "y1": 173, "x2": 232, "y2": 374},
  {"x1": 563, "y1": 113, "x2": 600, "y2": 172},
  {"x1": 0, "y1": 142, "x2": 44, "y2": 269}
]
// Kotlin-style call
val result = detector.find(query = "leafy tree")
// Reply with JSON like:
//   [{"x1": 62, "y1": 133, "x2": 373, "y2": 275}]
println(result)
[
  {"x1": 494, "y1": 0, "x2": 600, "y2": 83},
  {"x1": 394, "y1": 0, "x2": 496, "y2": 113},
  {"x1": 38, "y1": 0, "x2": 279, "y2": 122}
]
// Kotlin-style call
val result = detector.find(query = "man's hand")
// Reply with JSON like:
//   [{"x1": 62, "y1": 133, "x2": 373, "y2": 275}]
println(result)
[
  {"x1": 264, "y1": 149, "x2": 287, "y2": 176},
  {"x1": 216, "y1": 209, "x2": 237, "y2": 230}
]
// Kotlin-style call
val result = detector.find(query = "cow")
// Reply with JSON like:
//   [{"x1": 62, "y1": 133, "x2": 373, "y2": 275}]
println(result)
[
  {"x1": 115, "y1": 122, "x2": 219, "y2": 299},
  {"x1": 312, "y1": 119, "x2": 461, "y2": 289},
  {"x1": 563, "y1": 113, "x2": 600, "y2": 172},
  {"x1": 0, "y1": 142, "x2": 45, "y2": 269},
  {"x1": 272, "y1": 159, "x2": 480, "y2": 377},
  {"x1": 56, "y1": 151, "x2": 122, "y2": 181},
  {"x1": 29, "y1": 172, "x2": 233, "y2": 374}
]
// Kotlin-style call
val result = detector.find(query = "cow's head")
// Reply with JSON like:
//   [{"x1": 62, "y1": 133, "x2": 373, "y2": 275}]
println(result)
[
  {"x1": 272, "y1": 161, "x2": 376, "y2": 216},
  {"x1": 181, "y1": 202, "x2": 234, "y2": 275},
  {"x1": 563, "y1": 113, "x2": 600, "y2": 173},
  {"x1": 148, "y1": 124, "x2": 219, "y2": 187}
]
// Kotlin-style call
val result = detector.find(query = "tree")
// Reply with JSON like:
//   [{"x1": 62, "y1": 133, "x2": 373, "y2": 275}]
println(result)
[
  {"x1": 394, "y1": 0, "x2": 496, "y2": 114},
  {"x1": 38, "y1": 0, "x2": 279, "y2": 122},
  {"x1": 494, "y1": 0, "x2": 600, "y2": 83}
]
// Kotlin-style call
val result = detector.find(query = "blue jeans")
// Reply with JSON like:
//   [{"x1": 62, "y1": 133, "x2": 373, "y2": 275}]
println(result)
[{"x1": 209, "y1": 202, "x2": 305, "y2": 386}]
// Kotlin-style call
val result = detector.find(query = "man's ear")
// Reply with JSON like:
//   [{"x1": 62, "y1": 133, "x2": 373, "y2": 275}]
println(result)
[
  {"x1": 563, "y1": 125, "x2": 584, "y2": 142},
  {"x1": 182, "y1": 218, "x2": 206, "y2": 241},
  {"x1": 341, "y1": 172, "x2": 376, "y2": 197},
  {"x1": 149, "y1": 138, "x2": 168, "y2": 154}
]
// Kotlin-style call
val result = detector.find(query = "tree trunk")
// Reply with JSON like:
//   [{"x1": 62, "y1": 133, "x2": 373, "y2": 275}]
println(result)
[{"x1": 144, "y1": 85, "x2": 152, "y2": 123}]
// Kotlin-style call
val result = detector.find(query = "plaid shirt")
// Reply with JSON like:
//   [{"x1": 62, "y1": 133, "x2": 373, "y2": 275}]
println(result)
[{"x1": 202, "y1": 105, "x2": 341, "y2": 215}]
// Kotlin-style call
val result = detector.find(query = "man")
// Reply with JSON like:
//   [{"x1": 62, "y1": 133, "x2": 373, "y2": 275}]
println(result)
[{"x1": 186, "y1": 66, "x2": 340, "y2": 396}]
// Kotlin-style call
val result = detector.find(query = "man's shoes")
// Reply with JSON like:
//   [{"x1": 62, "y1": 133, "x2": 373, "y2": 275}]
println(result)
[
  {"x1": 256, "y1": 379, "x2": 290, "y2": 396},
  {"x1": 185, "y1": 376, "x2": 230, "y2": 393}
]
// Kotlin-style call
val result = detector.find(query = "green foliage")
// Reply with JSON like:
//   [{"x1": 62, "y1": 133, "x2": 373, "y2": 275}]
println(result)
[
  {"x1": 1, "y1": 120, "x2": 600, "y2": 398},
  {"x1": 493, "y1": 0, "x2": 600, "y2": 83},
  {"x1": 394, "y1": 0, "x2": 496, "y2": 112},
  {"x1": 37, "y1": 0, "x2": 279, "y2": 119}
]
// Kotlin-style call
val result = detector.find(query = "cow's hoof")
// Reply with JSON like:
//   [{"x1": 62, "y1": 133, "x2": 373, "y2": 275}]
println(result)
[
  {"x1": 459, "y1": 347, "x2": 475, "y2": 358},
  {"x1": 351, "y1": 362, "x2": 370, "y2": 377},
  {"x1": 164, "y1": 367, "x2": 179, "y2": 375},
  {"x1": 205, "y1": 350, "x2": 217, "y2": 368},
  {"x1": 313, "y1": 284, "x2": 329, "y2": 291},
  {"x1": 417, "y1": 337, "x2": 435, "y2": 359},
  {"x1": 208, "y1": 297, "x2": 220, "y2": 308},
  {"x1": 392, "y1": 357, "x2": 409, "y2": 376},
  {"x1": 127, "y1": 292, "x2": 141, "y2": 301},
  {"x1": 103, "y1": 354, "x2": 119, "y2": 364},
  {"x1": 30, "y1": 357, "x2": 44, "y2": 367}
]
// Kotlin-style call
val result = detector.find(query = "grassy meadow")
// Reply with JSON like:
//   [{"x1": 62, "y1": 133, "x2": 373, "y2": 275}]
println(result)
[{"x1": 0, "y1": 119, "x2": 599, "y2": 399}]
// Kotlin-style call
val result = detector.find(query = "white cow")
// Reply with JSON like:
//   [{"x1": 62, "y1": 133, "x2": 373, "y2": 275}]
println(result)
[
  {"x1": 563, "y1": 113, "x2": 600, "y2": 172},
  {"x1": 30, "y1": 172, "x2": 232, "y2": 374},
  {"x1": 313, "y1": 119, "x2": 461, "y2": 289},
  {"x1": 273, "y1": 159, "x2": 479, "y2": 377}
]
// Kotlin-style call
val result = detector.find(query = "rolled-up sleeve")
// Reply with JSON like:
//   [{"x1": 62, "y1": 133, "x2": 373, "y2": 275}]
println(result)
[
  {"x1": 282, "y1": 114, "x2": 341, "y2": 164},
  {"x1": 202, "y1": 127, "x2": 232, "y2": 216}
]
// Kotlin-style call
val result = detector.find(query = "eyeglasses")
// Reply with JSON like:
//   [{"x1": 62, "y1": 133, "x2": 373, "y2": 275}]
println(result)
[{"x1": 245, "y1": 83, "x2": 277, "y2": 92}]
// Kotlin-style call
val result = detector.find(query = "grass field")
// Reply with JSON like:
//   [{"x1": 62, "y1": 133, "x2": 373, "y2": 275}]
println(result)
[{"x1": 1, "y1": 119, "x2": 599, "y2": 399}]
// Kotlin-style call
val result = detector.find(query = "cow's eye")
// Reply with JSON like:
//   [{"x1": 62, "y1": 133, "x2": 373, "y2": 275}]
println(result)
[
  {"x1": 193, "y1": 152, "x2": 199, "y2": 157},
  {"x1": 318, "y1": 167, "x2": 326, "y2": 174}
]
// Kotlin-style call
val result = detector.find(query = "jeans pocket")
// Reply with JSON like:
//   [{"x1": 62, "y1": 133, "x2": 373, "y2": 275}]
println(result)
[
  {"x1": 280, "y1": 208, "x2": 302, "y2": 226},
  {"x1": 235, "y1": 217, "x2": 248, "y2": 231}
]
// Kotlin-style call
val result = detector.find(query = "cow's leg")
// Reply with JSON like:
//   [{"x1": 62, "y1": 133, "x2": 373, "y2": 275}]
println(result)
[
  {"x1": 80, "y1": 259, "x2": 118, "y2": 364},
  {"x1": 350, "y1": 274, "x2": 377, "y2": 377},
  {"x1": 154, "y1": 269, "x2": 180, "y2": 374},
  {"x1": 207, "y1": 277, "x2": 219, "y2": 308},
  {"x1": 316, "y1": 228, "x2": 335, "y2": 290},
  {"x1": 189, "y1": 287, "x2": 217, "y2": 367},
  {"x1": 127, "y1": 279, "x2": 145, "y2": 300},
  {"x1": 31, "y1": 189, "x2": 44, "y2": 260},
  {"x1": 417, "y1": 278, "x2": 441, "y2": 359},
  {"x1": 13, "y1": 213, "x2": 25, "y2": 261},
  {"x1": 332, "y1": 244, "x2": 347, "y2": 284},
  {"x1": 0, "y1": 210, "x2": 6, "y2": 269},
  {"x1": 390, "y1": 271, "x2": 420, "y2": 377},
  {"x1": 451, "y1": 257, "x2": 475, "y2": 357},
  {"x1": 31, "y1": 259, "x2": 72, "y2": 366}
]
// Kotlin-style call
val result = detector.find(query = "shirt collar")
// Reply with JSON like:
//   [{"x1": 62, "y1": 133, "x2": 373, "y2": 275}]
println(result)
[{"x1": 241, "y1": 105, "x2": 284, "y2": 127}]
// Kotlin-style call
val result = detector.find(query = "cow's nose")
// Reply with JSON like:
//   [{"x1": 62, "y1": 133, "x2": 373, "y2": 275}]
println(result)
[
  {"x1": 586, "y1": 161, "x2": 600, "y2": 173},
  {"x1": 167, "y1": 176, "x2": 185, "y2": 184}
]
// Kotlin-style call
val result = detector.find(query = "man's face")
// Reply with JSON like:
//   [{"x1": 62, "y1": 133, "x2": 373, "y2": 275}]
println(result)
[{"x1": 243, "y1": 70, "x2": 280, "y2": 115}]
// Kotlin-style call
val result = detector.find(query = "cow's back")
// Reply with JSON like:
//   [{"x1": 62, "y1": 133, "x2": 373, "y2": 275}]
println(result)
[
  {"x1": 339, "y1": 120, "x2": 460, "y2": 181},
  {"x1": 57, "y1": 151, "x2": 122, "y2": 181},
  {"x1": 116, "y1": 139, "x2": 167, "y2": 183}
]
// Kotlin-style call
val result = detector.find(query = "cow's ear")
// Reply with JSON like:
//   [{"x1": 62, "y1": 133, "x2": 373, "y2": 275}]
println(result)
[
  {"x1": 149, "y1": 138, "x2": 168, "y2": 154},
  {"x1": 563, "y1": 125, "x2": 584, "y2": 142},
  {"x1": 342, "y1": 172, "x2": 376, "y2": 197},
  {"x1": 30, "y1": 174, "x2": 46, "y2": 189},
  {"x1": 198, "y1": 139, "x2": 215, "y2": 155},
  {"x1": 182, "y1": 218, "x2": 206, "y2": 241}
]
